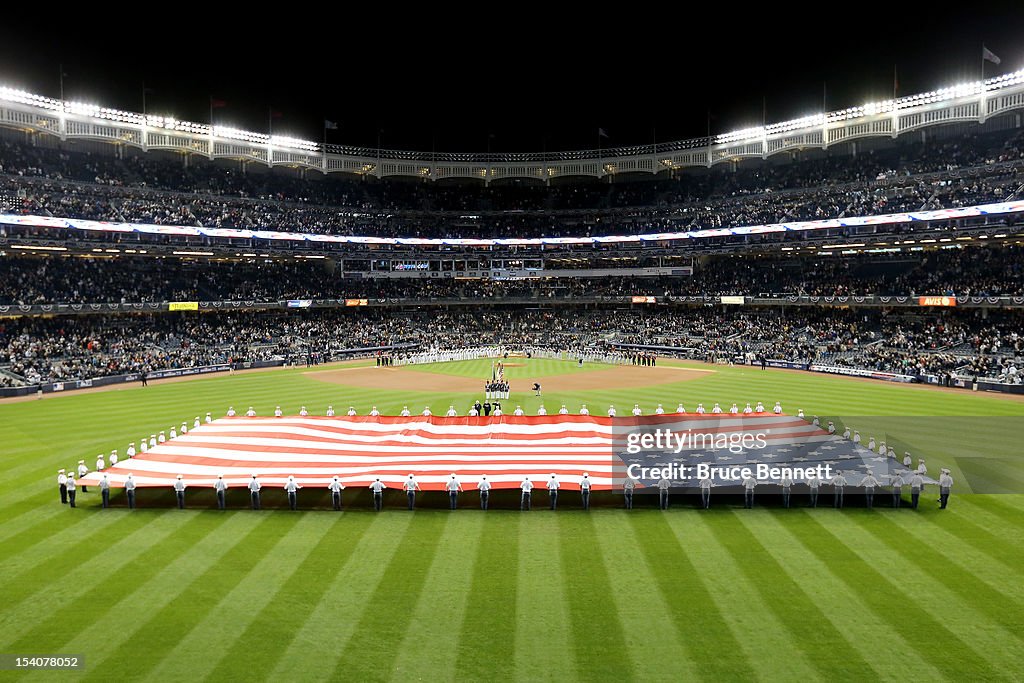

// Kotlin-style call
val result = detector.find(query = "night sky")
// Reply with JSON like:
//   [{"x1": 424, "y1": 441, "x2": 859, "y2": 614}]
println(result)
[{"x1": 1, "y1": 13, "x2": 1023, "y2": 153}]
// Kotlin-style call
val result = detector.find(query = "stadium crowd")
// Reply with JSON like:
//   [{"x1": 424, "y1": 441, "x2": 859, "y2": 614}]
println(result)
[
  {"x1": 2, "y1": 245, "x2": 1024, "y2": 305},
  {"x1": 1, "y1": 128, "x2": 1023, "y2": 239},
  {"x1": 1, "y1": 307, "x2": 1021, "y2": 387}
]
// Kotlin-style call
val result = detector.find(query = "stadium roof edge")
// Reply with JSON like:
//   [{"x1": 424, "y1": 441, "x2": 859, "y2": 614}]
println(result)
[{"x1": 1, "y1": 68, "x2": 1024, "y2": 179}]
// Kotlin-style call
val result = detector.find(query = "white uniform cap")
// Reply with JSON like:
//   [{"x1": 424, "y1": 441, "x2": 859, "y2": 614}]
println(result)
[
  {"x1": 288, "y1": 475, "x2": 294, "y2": 481},
  {"x1": 583, "y1": 473, "x2": 589, "y2": 477},
  {"x1": 450, "y1": 473, "x2": 456, "y2": 478},
  {"x1": 78, "y1": 459, "x2": 84, "y2": 464},
  {"x1": 218, "y1": 474, "x2": 223, "y2": 478},
  {"x1": 333, "y1": 476, "x2": 339, "y2": 481},
  {"x1": 177, "y1": 474, "x2": 182, "y2": 479},
  {"x1": 252, "y1": 473, "x2": 258, "y2": 478},
  {"x1": 58, "y1": 468, "x2": 65, "y2": 473}
]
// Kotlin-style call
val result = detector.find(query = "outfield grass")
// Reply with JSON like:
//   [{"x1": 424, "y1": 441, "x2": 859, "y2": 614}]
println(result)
[{"x1": 1, "y1": 359, "x2": 1023, "y2": 681}]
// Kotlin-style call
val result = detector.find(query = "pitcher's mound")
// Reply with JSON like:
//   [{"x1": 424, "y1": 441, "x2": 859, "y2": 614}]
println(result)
[{"x1": 307, "y1": 364, "x2": 712, "y2": 393}]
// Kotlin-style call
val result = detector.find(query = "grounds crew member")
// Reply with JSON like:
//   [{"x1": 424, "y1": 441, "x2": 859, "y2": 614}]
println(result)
[
  {"x1": 580, "y1": 473, "x2": 592, "y2": 510},
  {"x1": 249, "y1": 474, "x2": 262, "y2": 510},
  {"x1": 125, "y1": 473, "x2": 137, "y2": 509},
  {"x1": 58, "y1": 468, "x2": 68, "y2": 504},
  {"x1": 478, "y1": 475, "x2": 492, "y2": 510},
  {"x1": 404, "y1": 474, "x2": 421, "y2": 510},
  {"x1": 78, "y1": 460, "x2": 89, "y2": 492},
  {"x1": 99, "y1": 473, "x2": 110, "y2": 508},
  {"x1": 174, "y1": 474, "x2": 186, "y2": 509},
  {"x1": 938, "y1": 468, "x2": 954, "y2": 509},
  {"x1": 215, "y1": 474, "x2": 228, "y2": 510},
  {"x1": 520, "y1": 477, "x2": 533, "y2": 510},
  {"x1": 860, "y1": 473, "x2": 881, "y2": 509},
  {"x1": 890, "y1": 473, "x2": 904, "y2": 509},
  {"x1": 742, "y1": 473, "x2": 757, "y2": 509},
  {"x1": 328, "y1": 476, "x2": 345, "y2": 510},
  {"x1": 284, "y1": 475, "x2": 301, "y2": 510},
  {"x1": 547, "y1": 474, "x2": 560, "y2": 510},
  {"x1": 623, "y1": 477, "x2": 635, "y2": 509},
  {"x1": 66, "y1": 472, "x2": 77, "y2": 508},
  {"x1": 909, "y1": 472, "x2": 925, "y2": 509},
  {"x1": 370, "y1": 478, "x2": 386, "y2": 511}
]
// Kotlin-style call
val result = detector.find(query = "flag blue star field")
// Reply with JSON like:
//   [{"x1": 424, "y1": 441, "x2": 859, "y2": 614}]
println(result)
[{"x1": 612, "y1": 413, "x2": 937, "y2": 491}]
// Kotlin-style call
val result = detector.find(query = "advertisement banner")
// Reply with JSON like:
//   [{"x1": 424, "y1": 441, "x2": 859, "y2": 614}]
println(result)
[{"x1": 169, "y1": 301, "x2": 199, "y2": 311}]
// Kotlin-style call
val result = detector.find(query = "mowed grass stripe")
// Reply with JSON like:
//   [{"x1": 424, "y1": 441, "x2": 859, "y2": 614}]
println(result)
[
  {"x1": 789, "y1": 512, "x2": 1008, "y2": 680},
  {"x1": 846, "y1": 513, "x2": 1024, "y2": 638},
  {"x1": 950, "y1": 496, "x2": 1024, "y2": 540},
  {"x1": 265, "y1": 514, "x2": 413, "y2": 682},
  {"x1": 895, "y1": 507, "x2": 1024, "y2": 588},
  {"x1": 514, "y1": 514, "x2": 576, "y2": 682},
  {"x1": 0, "y1": 512, "x2": 186, "y2": 644},
  {"x1": 456, "y1": 513, "x2": 519, "y2": 683},
  {"x1": 589, "y1": 513, "x2": 700, "y2": 680},
  {"x1": 626, "y1": 512, "x2": 757, "y2": 681},
  {"x1": 329, "y1": 513, "x2": 447, "y2": 681},
  {"x1": 557, "y1": 513, "x2": 636, "y2": 681},
  {"x1": 675, "y1": 513, "x2": 821, "y2": 679},
  {"x1": 389, "y1": 514, "x2": 485, "y2": 682},
  {"x1": 126, "y1": 514, "x2": 315, "y2": 682},
  {"x1": 955, "y1": 495, "x2": 1024, "y2": 532},
  {"x1": 202, "y1": 514, "x2": 354, "y2": 681},
  {"x1": 709, "y1": 510, "x2": 877, "y2": 680},
  {"x1": 739, "y1": 511, "x2": 945, "y2": 679},
  {"x1": 0, "y1": 507, "x2": 129, "y2": 574},
  {"x1": 20, "y1": 512, "x2": 250, "y2": 682}
]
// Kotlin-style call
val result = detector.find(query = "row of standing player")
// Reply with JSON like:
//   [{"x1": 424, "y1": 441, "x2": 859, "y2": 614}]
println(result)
[
  {"x1": 221, "y1": 401, "x2": 788, "y2": 417},
  {"x1": 62, "y1": 469, "x2": 954, "y2": 511}
]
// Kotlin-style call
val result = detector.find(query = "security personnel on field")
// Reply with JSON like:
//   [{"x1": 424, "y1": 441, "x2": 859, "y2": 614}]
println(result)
[
  {"x1": 214, "y1": 474, "x2": 228, "y2": 510},
  {"x1": 580, "y1": 473, "x2": 592, "y2": 510},
  {"x1": 249, "y1": 474, "x2": 262, "y2": 510},
  {"x1": 174, "y1": 474, "x2": 186, "y2": 509},
  {"x1": 370, "y1": 478, "x2": 386, "y2": 511},
  {"x1": 284, "y1": 475, "x2": 301, "y2": 510},
  {"x1": 328, "y1": 476, "x2": 345, "y2": 510},
  {"x1": 938, "y1": 469, "x2": 954, "y2": 509},
  {"x1": 99, "y1": 473, "x2": 110, "y2": 508},
  {"x1": 57, "y1": 468, "x2": 68, "y2": 504}
]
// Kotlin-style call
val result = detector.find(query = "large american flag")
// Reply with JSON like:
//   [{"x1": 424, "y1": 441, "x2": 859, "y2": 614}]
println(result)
[
  {"x1": 78, "y1": 415, "x2": 618, "y2": 490},
  {"x1": 77, "y1": 414, "x2": 927, "y2": 490}
]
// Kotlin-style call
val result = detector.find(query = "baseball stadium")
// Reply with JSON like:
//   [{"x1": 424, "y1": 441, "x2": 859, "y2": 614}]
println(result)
[{"x1": 2, "y1": 24, "x2": 1024, "y2": 682}]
